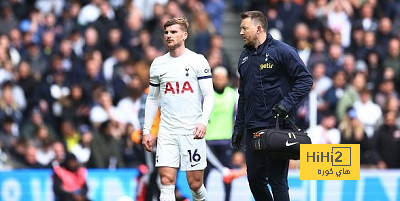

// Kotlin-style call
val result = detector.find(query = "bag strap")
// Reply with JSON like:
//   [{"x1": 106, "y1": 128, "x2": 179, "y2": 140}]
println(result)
[{"x1": 275, "y1": 115, "x2": 303, "y2": 132}]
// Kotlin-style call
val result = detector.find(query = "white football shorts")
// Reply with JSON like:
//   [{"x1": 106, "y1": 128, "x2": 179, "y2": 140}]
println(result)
[{"x1": 155, "y1": 132, "x2": 207, "y2": 171}]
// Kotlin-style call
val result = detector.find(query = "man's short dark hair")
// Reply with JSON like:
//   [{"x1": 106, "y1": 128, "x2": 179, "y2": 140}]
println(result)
[
  {"x1": 240, "y1": 11, "x2": 268, "y2": 31},
  {"x1": 164, "y1": 17, "x2": 189, "y2": 32}
]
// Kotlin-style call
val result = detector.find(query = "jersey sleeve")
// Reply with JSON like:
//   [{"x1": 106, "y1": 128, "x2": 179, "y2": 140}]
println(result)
[
  {"x1": 195, "y1": 55, "x2": 212, "y2": 80},
  {"x1": 149, "y1": 62, "x2": 160, "y2": 87}
]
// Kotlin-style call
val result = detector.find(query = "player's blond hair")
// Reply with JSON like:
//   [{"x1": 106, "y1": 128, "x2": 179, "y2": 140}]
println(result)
[{"x1": 164, "y1": 17, "x2": 189, "y2": 32}]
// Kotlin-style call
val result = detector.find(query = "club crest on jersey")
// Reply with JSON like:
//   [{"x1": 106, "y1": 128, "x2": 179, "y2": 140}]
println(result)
[
  {"x1": 165, "y1": 81, "x2": 193, "y2": 94},
  {"x1": 185, "y1": 68, "x2": 189, "y2": 76},
  {"x1": 265, "y1": 53, "x2": 269, "y2": 61}
]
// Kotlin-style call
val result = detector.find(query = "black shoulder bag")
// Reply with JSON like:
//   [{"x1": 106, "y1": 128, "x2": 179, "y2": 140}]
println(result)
[{"x1": 252, "y1": 116, "x2": 312, "y2": 160}]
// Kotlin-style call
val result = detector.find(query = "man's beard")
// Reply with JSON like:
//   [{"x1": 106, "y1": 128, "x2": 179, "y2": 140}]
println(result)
[{"x1": 166, "y1": 41, "x2": 182, "y2": 51}]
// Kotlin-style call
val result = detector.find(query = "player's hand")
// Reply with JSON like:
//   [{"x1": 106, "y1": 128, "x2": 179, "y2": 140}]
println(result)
[
  {"x1": 142, "y1": 134, "x2": 155, "y2": 152},
  {"x1": 193, "y1": 123, "x2": 206, "y2": 139}
]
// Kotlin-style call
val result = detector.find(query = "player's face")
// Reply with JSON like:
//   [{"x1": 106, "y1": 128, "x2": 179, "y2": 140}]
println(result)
[
  {"x1": 164, "y1": 24, "x2": 187, "y2": 51},
  {"x1": 240, "y1": 18, "x2": 258, "y2": 47}
]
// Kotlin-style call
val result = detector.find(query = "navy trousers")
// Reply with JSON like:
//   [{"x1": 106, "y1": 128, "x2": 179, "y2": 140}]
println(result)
[{"x1": 245, "y1": 130, "x2": 290, "y2": 201}]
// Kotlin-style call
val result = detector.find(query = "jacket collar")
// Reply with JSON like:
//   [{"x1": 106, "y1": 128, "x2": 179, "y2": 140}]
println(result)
[{"x1": 244, "y1": 33, "x2": 273, "y2": 54}]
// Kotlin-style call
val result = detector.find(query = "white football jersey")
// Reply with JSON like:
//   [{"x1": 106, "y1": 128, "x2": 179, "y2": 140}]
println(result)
[{"x1": 149, "y1": 49, "x2": 212, "y2": 134}]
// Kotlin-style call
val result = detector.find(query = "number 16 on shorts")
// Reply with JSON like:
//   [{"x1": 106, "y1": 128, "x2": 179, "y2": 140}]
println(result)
[{"x1": 188, "y1": 149, "x2": 201, "y2": 163}]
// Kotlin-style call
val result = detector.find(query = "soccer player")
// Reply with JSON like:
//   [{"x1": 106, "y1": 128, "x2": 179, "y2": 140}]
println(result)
[{"x1": 142, "y1": 17, "x2": 214, "y2": 201}]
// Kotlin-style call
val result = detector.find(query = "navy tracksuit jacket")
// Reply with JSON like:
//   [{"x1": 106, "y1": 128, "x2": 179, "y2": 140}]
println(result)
[
  {"x1": 234, "y1": 33, "x2": 313, "y2": 134},
  {"x1": 234, "y1": 33, "x2": 313, "y2": 201}
]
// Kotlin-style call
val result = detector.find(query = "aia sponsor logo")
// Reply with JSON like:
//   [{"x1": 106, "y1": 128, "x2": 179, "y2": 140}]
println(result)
[{"x1": 165, "y1": 81, "x2": 193, "y2": 94}]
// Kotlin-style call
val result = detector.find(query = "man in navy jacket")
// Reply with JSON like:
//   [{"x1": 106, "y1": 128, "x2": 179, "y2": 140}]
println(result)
[{"x1": 232, "y1": 11, "x2": 313, "y2": 201}]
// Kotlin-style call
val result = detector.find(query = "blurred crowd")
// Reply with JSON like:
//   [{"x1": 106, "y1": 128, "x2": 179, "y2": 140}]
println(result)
[
  {"x1": 0, "y1": 0, "x2": 400, "y2": 173},
  {"x1": 0, "y1": 0, "x2": 226, "y2": 170}
]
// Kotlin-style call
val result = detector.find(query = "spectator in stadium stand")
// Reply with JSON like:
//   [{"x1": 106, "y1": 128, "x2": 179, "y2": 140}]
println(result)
[
  {"x1": 114, "y1": 0, "x2": 140, "y2": 28},
  {"x1": 57, "y1": 2, "x2": 81, "y2": 39},
  {"x1": 300, "y1": 2, "x2": 324, "y2": 41},
  {"x1": 69, "y1": 29, "x2": 85, "y2": 59},
  {"x1": 204, "y1": 0, "x2": 225, "y2": 35},
  {"x1": 0, "y1": 80, "x2": 25, "y2": 124},
  {"x1": 0, "y1": 116, "x2": 18, "y2": 153},
  {"x1": 365, "y1": 50, "x2": 384, "y2": 92},
  {"x1": 275, "y1": 0, "x2": 305, "y2": 46},
  {"x1": 375, "y1": 96, "x2": 400, "y2": 129},
  {"x1": 307, "y1": 112, "x2": 341, "y2": 144},
  {"x1": 39, "y1": 31, "x2": 57, "y2": 61},
  {"x1": 87, "y1": 120, "x2": 124, "y2": 168},
  {"x1": 31, "y1": 125, "x2": 55, "y2": 150},
  {"x1": 341, "y1": 54, "x2": 357, "y2": 78},
  {"x1": 110, "y1": 60, "x2": 136, "y2": 97},
  {"x1": 89, "y1": 91, "x2": 125, "y2": 131},
  {"x1": 352, "y1": 2, "x2": 378, "y2": 32},
  {"x1": 206, "y1": 34, "x2": 233, "y2": 77},
  {"x1": 102, "y1": 47, "x2": 131, "y2": 101},
  {"x1": 82, "y1": 26, "x2": 102, "y2": 54},
  {"x1": 52, "y1": 152, "x2": 91, "y2": 201},
  {"x1": 92, "y1": 1, "x2": 118, "y2": 46},
  {"x1": 102, "y1": 26, "x2": 124, "y2": 59},
  {"x1": 337, "y1": 71, "x2": 366, "y2": 121},
  {"x1": 80, "y1": 52, "x2": 106, "y2": 103},
  {"x1": 339, "y1": 107, "x2": 377, "y2": 166},
  {"x1": 13, "y1": 144, "x2": 45, "y2": 168},
  {"x1": 35, "y1": 138, "x2": 55, "y2": 167},
  {"x1": 307, "y1": 38, "x2": 328, "y2": 70},
  {"x1": 353, "y1": 89, "x2": 382, "y2": 138},
  {"x1": 0, "y1": 140, "x2": 12, "y2": 169},
  {"x1": 21, "y1": 107, "x2": 57, "y2": 140},
  {"x1": 354, "y1": 31, "x2": 383, "y2": 62},
  {"x1": 323, "y1": 70, "x2": 347, "y2": 116},
  {"x1": 15, "y1": 61, "x2": 40, "y2": 114},
  {"x1": 294, "y1": 22, "x2": 311, "y2": 51},
  {"x1": 117, "y1": 74, "x2": 144, "y2": 131},
  {"x1": 0, "y1": 1, "x2": 18, "y2": 35},
  {"x1": 383, "y1": 38, "x2": 400, "y2": 91},
  {"x1": 22, "y1": 42, "x2": 49, "y2": 79},
  {"x1": 71, "y1": 124, "x2": 93, "y2": 166},
  {"x1": 324, "y1": 44, "x2": 344, "y2": 78},
  {"x1": 33, "y1": 68, "x2": 71, "y2": 127},
  {"x1": 51, "y1": 141, "x2": 67, "y2": 167},
  {"x1": 311, "y1": 62, "x2": 332, "y2": 118},
  {"x1": 204, "y1": 66, "x2": 236, "y2": 201},
  {"x1": 188, "y1": 10, "x2": 215, "y2": 55},
  {"x1": 61, "y1": 84, "x2": 91, "y2": 127},
  {"x1": 60, "y1": 119, "x2": 80, "y2": 152},
  {"x1": 0, "y1": 33, "x2": 21, "y2": 67},
  {"x1": 8, "y1": 28, "x2": 24, "y2": 54},
  {"x1": 374, "y1": 79, "x2": 399, "y2": 109},
  {"x1": 376, "y1": 17, "x2": 395, "y2": 53},
  {"x1": 57, "y1": 38, "x2": 84, "y2": 82},
  {"x1": 122, "y1": 11, "x2": 144, "y2": 61},
  {"x1": 374, "y1": 111, "x2": 400, "y2": 169}
]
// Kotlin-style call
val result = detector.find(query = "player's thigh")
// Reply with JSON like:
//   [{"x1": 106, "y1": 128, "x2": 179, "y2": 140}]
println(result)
[
  {"x1": 179, "y1": 135, "x2": 207, "y2": 171},
  {"x1": 156, "y1": 133, "x2": 180, "y2": 168}
]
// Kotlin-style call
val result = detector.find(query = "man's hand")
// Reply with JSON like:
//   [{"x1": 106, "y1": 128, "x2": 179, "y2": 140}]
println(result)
[
  {"x1": 142, "y1": 134, "x2": 155, "y2": 152},
  {"x1": 231, "y1": 131, "x2": 243, "y2": 151},
  {"x1": 193, "y1": 123, "x2": 207, "y2": 139},
  {"x1": 272, "y1": 103, "x2": 289, "y2": 118}
]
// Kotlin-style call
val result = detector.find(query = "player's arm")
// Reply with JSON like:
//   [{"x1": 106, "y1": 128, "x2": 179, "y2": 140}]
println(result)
[
  {"x1": 194, "y1": 56, "x2": 214, "y2": 139},
  {"x1": 142, "y1": 64, "x2": 160, "y2": 151},
  {"x1": 143, "y1": 85, "x2": 160, "y2": 135}
]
